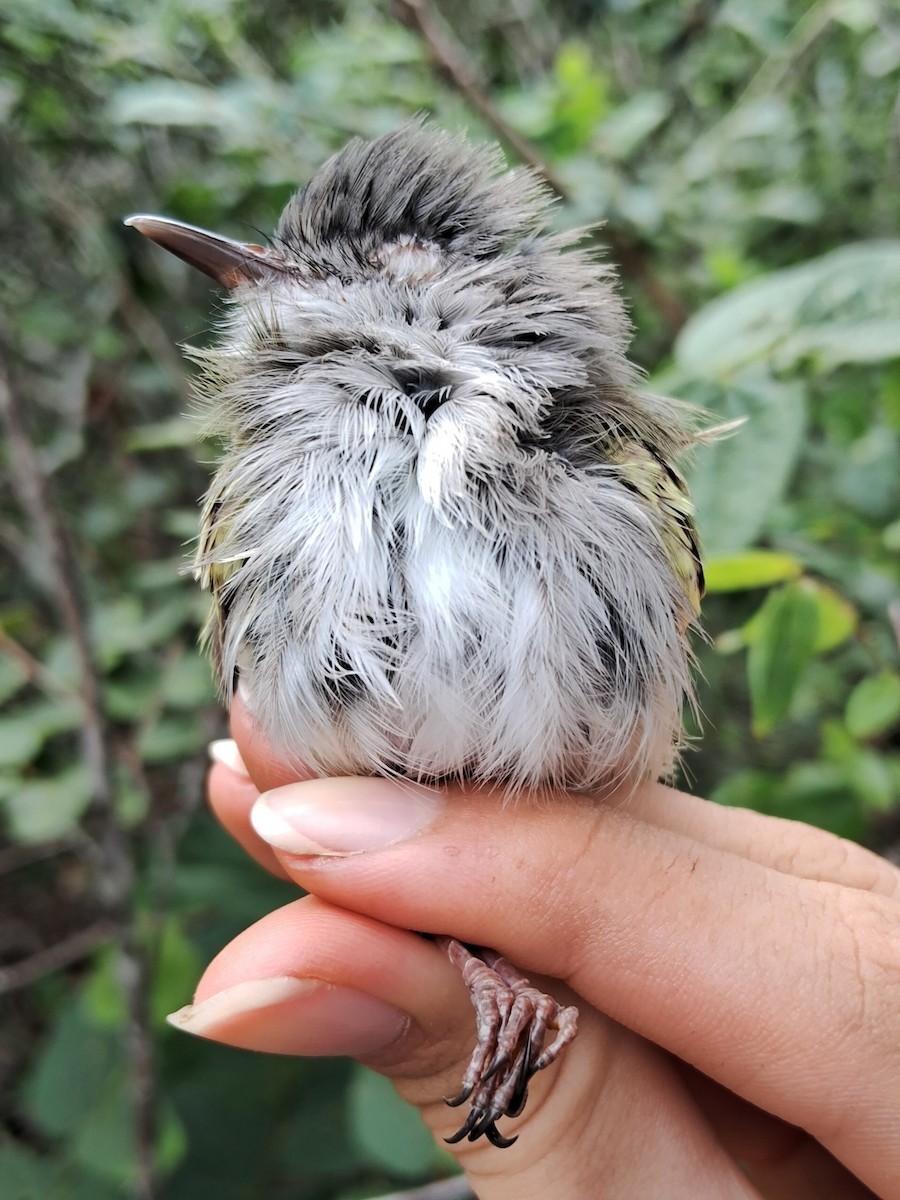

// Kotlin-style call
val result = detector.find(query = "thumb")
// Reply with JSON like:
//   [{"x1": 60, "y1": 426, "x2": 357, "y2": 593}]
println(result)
[{"x1": 168, "y1": 884, "x2": 747, "y2": 1198}]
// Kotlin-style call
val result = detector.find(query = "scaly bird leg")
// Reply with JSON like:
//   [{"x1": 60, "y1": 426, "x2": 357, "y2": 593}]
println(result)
[{"x1": 436, "y1": 937, "x2": 579, "y2": 1148}]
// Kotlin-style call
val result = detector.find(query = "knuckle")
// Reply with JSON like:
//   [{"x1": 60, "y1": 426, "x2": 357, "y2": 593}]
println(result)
[
  {"x1": 538, "y1": 797, "x2": 621, "y2": 975},
  {"x1": 831, "y1": 836, "x2": 900, "y2": 898},
  {"x1": 831, "y1": 888, "x2": 900, "y2": 1036}
]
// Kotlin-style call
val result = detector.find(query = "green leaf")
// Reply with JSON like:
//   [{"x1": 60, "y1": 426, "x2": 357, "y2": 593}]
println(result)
[
  {"x1": 91, "y1": 596, "x2": 193, "y2": 668},
  {"x1": 155, "y1": 1103, "x2": 188, "y2": 1175},
  {"x1": 704, "y1": 549, "x2": 802, "y2": 592},
  {"x1": 70, "y1": 1072, "x2": 137, "y2": 1183},
  {"x1": 81, "y1": 948, "x2": 127, "y2": 1029},
  {"x1": 113, "y1": 761, "x2": 150, "y2": 828},
  {"x1": 348, "y1": 1066, "x2": 436, "y2": 1178},
  {"x1": 746, "y1": 583, "x2": 820, "y2": 735},
  {"x1": 709, "y1": 767, "x2": 778, "y2": 811},
  {"x1": 103, "y1": 669, "x2": 162, "y2": 722},
  {"x1": 71, "y1": 1070, "x2": 139, "y2": 1184},
  {"x1": 22, "y1": 1000, "x2": 121, "y2": 1139},
  {"x1": 0, "y1": 697, "x2": 84, "y2": 768},
  {"x1": 138, "y1": 713, "x2": 207, "y2": 763},
  {"x1": 110, "y1": 80, "x2": 247, "y2": 130},
  {"x1": 149, "y1": 918, "x2": 202, "y2": 1025},
  {"x1": 0, "y1": 712, "x2": 44, "y2": 768},
  {"x1": 598, "y1": 90, "x2": 670, "y2": 159},
  {"x1": 845, "y1": 671, "x2": 900, "y2": 738},
  {"x1": 160, "y1": 652, "x2": 216, "y2": 710},
  {"x1": 726, "y1": 577, "x2": 856, "y2": 661},
  {"x1": 24, "y1": 984, "x2": 186, "y2": 1185},
  {"x1": 0, "y1": 650, "x2": 28, "y2": 704},
  {"x1": 822, "y1": 716, "x2": 863, "y2": 764},
  {"x1": 552, "y1": 42, "x2": 609, "y2": 150},
  {"x1": 0, "y1": 1145, "x2": 59, "y2": 1200},
  {"x1": 279, "y1": 1066, "x2": 361, "y2": 1179},
  {"x1": 675, "y1": 241, "x2": 900, "y2": 378},
  {"x1": 683, "y1": 370, "x2": 806, "y2": 553},
  {"x1": 127, "y1": 416, "x2": 198, "y2": 451},
  {"x1": 847, "y1": 748, "x2": 896, "y2": 811},
  {"x1": 805, "y1": 580, "x2": 858, "y2": 652},
  {"x1": 741, "y1": 579, "x2": 856, "y2": 653},
  {"x1": 780, "y1": 761, "x2": 869, "y2": 838},
  {"x1": 4, "y1": 763, "x2": 93, "y2": 841}
]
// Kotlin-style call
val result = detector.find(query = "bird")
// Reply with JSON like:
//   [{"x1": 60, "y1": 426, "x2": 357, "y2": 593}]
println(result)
[{"x1": 125, "y1": 120, "x2": 703, "y2": 1148}]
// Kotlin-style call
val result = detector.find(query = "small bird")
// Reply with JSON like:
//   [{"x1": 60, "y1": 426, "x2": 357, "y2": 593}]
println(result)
[{"x1": 126, "y1": 121, "x2": 703, "y2": 1147}]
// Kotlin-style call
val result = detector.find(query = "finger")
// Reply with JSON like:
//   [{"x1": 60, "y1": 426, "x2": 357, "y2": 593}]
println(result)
[
  {"x1": 168, "y1": 894, "x2": 762, "y2": 1198},
  {"x1": 232, "y1": 687, "x2": 899, "y2": 899},
  {"x1": 623, "y1": 783, "x2": 899, "y2": 898},
  {"x1": 230, "y1": 687, "x2": 309, "y2": 791},
  {"x1": 677, "y1": 1065, "x2": 880, "y2": 1200},
  {"x1": 247, "y1": 776, "x2": 900, "y2": 1197},
  {"x1": 206, "y1": 746, "x2": 289, "y2": 880},
  {"x1": 202, "y1": 691, "x2": 317, "y2": 874},
  {"x1": 208, "y1": 733, "x2": 885, "y2": 1200},
  {"x1": 215, "y1": 709, "x2": 891, "y2": 1194}
]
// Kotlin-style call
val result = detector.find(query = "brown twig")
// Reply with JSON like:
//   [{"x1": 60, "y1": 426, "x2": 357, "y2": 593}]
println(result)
[
  {"x1": 0, "y1": 920, "x2": 116, "y2": 995},
  {"x1": 0, "y1": 836, "x2": 77, "y2": 876},
  {"x1": 0, "y1": 625, "x2": 80, "y2": 702},
  {"x1": 392, "y1": 0, "x2": 689, "y2": 332},
  {"x1": 393, "y1": 0, "x2": 569, "y2": 198}
]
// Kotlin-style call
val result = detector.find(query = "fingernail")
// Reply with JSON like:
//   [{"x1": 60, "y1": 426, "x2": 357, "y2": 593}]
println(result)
[
  {"x1": 208, "y1": 739, "x2": 249, "y2": 777},
  {"x1": 250, "y1": 777, "x2": 442, "y2": 856},
  {"x1": 167, "y1": 976, "x2": 409, "y2": 1057}
]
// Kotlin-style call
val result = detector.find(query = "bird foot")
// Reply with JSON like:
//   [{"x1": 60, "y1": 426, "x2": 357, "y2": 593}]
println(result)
[{"x1": 436, "y1": 937, "x2": 578, "y2": 1148}]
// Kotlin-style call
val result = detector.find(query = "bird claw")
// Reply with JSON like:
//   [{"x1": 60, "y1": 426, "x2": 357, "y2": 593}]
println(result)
[
  {"x1": 437, "y1": 937, "x2": 579, "y2": 1147},
  {"x1": 443, "y1": 1082, "x2": 473, "y2": 1108}
]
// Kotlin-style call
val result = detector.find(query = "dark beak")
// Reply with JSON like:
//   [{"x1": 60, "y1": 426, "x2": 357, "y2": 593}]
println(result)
[{"x1": 124, "y1": 214, "x2": 286, "y2": 288}]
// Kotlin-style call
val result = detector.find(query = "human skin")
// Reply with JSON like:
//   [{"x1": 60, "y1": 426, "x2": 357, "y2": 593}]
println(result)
[{"x1": 171, "y1": 693, "x2": 900, "y2": 1199}]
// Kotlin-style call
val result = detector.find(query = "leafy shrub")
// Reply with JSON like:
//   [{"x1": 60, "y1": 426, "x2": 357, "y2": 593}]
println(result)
[{"x1": 1, "y1": 1, "x2": 898, "y2": 1195}]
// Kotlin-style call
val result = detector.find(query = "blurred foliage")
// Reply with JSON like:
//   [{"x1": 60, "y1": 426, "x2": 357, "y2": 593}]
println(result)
[{"x1": 1, "y1": 0, "x2": 899, "y2": 1196}]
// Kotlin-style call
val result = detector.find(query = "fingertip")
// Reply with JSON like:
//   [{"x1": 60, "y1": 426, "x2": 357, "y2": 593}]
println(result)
[
  {"x1": 208, "y1": 738, "x2": 249, "y2": 777},
  {"x1": 168, "y1": 974, "x2": 411, "y2": 1058},
  {"x1": 229, "y1": 688, "x2": 315, "y2": 791},
  {"x1": 187, "y1": 897, "x2": 470, "y2": 1059},
  {"x1": 207, "y1": 759, "x2": 291, "y2": 879}
]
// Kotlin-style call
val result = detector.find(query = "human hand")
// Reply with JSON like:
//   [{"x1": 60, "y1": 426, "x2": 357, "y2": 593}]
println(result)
[{"x1": 173, "y1": 693, "x2": 899, "y2": 1199}]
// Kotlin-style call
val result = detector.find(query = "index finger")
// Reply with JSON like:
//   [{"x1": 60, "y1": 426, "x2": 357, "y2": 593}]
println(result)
[{"x1": 229, "y1": 687, "x2": 899, "y2": 900}]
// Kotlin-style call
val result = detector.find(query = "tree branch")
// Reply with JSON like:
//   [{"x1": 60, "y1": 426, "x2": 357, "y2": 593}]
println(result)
[
  {"x1": 0, "y1": 625, "x2": 80, "y2": 702},
  {"x1": 0, "y1": 354, "x2": 159, "y2": 1200},
  {"x1": 0, "y1": 359, "x2": 113, "y2": 821},
  {"x1": 392, "y1": 0, "x2": 689, "y2": 332},
  {"x1": 0, "y1": 921, "x2": 116, "y2": 995},
  {"x1": 394, "y1": 0, "x2": 568, "y2": 198}
]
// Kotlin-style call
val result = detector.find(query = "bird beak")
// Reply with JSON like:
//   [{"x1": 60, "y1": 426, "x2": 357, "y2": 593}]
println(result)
[{"x1": 123, "y1": 214, "x2": 286, "y2": 288}]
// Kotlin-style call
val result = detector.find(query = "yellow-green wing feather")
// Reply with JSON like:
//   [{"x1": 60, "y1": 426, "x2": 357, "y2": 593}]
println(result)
[{"x1": 617, "y1": 441, "x2": 704, "y2": 621}]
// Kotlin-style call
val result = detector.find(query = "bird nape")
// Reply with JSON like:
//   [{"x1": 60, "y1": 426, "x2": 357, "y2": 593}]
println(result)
[{"x1": 125, "y1": 119, "x2": 702, "y2": 1147}]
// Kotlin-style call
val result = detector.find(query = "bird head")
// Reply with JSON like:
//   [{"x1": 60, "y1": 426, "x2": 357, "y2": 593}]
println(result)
[{"x1": 125, "y1": 123, "x2": 648, "y2": 516}]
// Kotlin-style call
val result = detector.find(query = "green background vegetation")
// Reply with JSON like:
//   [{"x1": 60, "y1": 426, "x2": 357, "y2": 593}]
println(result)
[{"x1": 2, "y1": 0, "x2": 899, "y2": 1196}]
